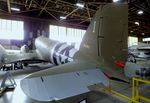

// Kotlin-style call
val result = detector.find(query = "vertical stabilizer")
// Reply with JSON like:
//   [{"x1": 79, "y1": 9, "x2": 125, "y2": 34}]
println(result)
[{"x1": 75, "y1": 3, "x2": 128, "y2": 68}]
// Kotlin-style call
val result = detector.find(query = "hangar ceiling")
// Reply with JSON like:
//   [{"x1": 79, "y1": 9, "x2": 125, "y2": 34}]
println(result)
[{"x1": 0, "y1": 0, "x2": 150, "y2": 38}]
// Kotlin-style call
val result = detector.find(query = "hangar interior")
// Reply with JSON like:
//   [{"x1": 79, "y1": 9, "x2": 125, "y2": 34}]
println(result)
[
  {"x1": 0, "y1": 0, "x2": 149, "y2": 48},
  {"x1": 0, "y1": 0, "x2": 150, "y2": 103}
]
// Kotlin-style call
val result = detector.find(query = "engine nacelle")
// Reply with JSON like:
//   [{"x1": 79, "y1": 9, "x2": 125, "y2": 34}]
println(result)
[{"x1": 35, "y1": 37, "x2": 78, "y2": 65}]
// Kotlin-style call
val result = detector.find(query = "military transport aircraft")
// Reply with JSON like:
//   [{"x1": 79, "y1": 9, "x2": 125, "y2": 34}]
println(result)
[
  {"x1": 20, "y1": 3, "x2": 129, "y2": 102},
  {"x1": 0, "y1": 36, "x2": 78, "y2": 71},
  {"x1": 128, "y1": 43, "x2": 150, "y2": 60}
]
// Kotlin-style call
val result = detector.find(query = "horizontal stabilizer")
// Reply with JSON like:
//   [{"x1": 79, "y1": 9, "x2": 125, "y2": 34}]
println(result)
[{"x1": 21, "y1": 68, "x2": 109, "y2": 101}]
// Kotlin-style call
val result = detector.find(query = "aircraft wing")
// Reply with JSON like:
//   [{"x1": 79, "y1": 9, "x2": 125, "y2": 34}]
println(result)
[
  {"x1": 137, "y1": 46, "x2": 150, "y2": 50},
  {"x1": 20, "y1": 60, "x2": 109, "y2": 101},
  {"x1": 4, "y1": 50, "x2": 48, "y2": 65}
]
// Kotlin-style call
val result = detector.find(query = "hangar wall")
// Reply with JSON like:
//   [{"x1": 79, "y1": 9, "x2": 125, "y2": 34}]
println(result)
[
  {"x1": 0, "y1": 15, "x2": 49, "y2": 49},
  {"x1": 0, "y1": 14, "x2": 87, "y2": 50},
  {"x1": 23, "y1": 20, "x2": 49, "y2": 49}
]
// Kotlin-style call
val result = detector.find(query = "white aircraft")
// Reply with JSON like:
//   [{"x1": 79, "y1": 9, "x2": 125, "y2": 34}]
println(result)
[
  {"x1": 126, "y1": 43, "x2": 150, "y2": 78},
  {"x1": 128, "y1": 43, "x2": 150, "y2": 60},
  {"x1": 0, "y1": 44, "x2": 48, "y2": 70},
  {"x1": 20, "y1": 3, "x2": 130, "y2": 102}
]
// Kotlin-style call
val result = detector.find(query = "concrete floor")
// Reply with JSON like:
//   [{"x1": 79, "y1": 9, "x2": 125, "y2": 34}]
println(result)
[{"x1": 0, "y1": 62, "x2": 149, "y2": 103}]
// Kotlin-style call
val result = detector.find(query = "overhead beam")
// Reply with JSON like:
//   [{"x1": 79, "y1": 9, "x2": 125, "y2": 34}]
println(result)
[
  {"x1": 78, "y1": 20, "x2": 86, "y2": 25},
  {"x1": 0, "y1": 9, "x2": 7, "y2": 13},
  {"x1": 146, "y1": 0, "x2": 150, "y2": 8},
  {"x1": 0, "y1": 0, "x2": 93, "y2": 20},
  {"x1": 132, "y1": 3, "x2": 150, "y2": 14},
  {"x1": 29, "y1": 0, "x2": 33, "y2": 8},
  {"x1": 38, "y1": 0, "x2": 50, "y2": 16},
  {"x1": 86, "y1": 4, "x2": 91, "y2": 22},
  {"x1": 25, "y1": 0, "x2": 28, "y2": 7},
  {"x1": 65, "y1": 8, "x2": 79, "y2": 19},
  {"x1": 45, "y1": 10, "x2": 59, "y2": 21},
  {"x1": 6, "y1": 0, "x2": 11, "y2": 13},
  {"x1": 33, "y1": 0, "x2": 59, "y2": 21},
  {"x1": 48, "y1": 8, "x2": 89, "y2": 20}
]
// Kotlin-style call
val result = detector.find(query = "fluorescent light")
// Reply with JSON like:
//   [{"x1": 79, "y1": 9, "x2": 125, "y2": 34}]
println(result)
[
  {"x1": 141, "y1": 33, "x2": 145, "y2": 35},
  {"x1": 60, "y1": 16, "x2": 66, "y2": 20},
  {"x1": 113, "y1": 0, "x2": 119, "y2": 2},
  {"x1": 138, "y1": 10, "x2": 143, "y2": 15},
  {"x1": 76, "y1": 3, "x2": 84, "y2": 8},
  {"x1": 11, "y1": 7, "x2": 20, "y2": 11},
  {"x1": 143, "y1": 38, "x2": 150, "y2": 42},
  {"x1": 135, "y1": 22, "x2": 139, "y2": 26}
]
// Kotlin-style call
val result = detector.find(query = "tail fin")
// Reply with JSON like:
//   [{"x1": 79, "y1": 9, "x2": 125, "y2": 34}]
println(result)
[{"x1": 76, "y1": 3, "x2": 128, "y2": 67}]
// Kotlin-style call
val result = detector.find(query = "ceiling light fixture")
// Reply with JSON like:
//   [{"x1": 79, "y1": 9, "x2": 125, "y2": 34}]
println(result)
[
  {"x1": 113, "y1": 0, "x2": 119, "y2": 2},
  {"x1": 135, "y1": 22, "x2": 139, "y2": 26},
  {"x1": 11, "y1": 7, "x2": 20, "y2": 11},
  {"x1": 138, "y1": 10, "x2": 143, "y2": 15},
  {"x1": 76, "y1": 3, "x2": 84, "y2": 8},
  {"x1": 141, "y1": 33, "x2": 145, "y2": 35},
  {"x1": 60, "y1": 16, "x2": 66, "y2": 20}
]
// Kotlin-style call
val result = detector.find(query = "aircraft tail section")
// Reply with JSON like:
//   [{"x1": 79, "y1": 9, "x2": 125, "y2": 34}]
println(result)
[{"x1": 75, "y1": 3, "x2": 128, "y2": 68}]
